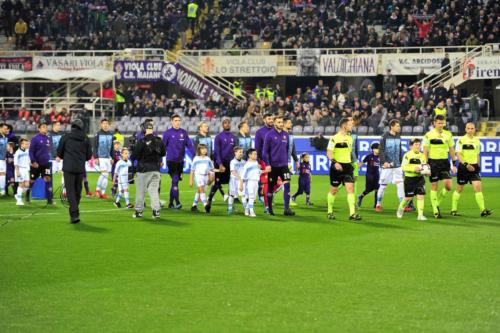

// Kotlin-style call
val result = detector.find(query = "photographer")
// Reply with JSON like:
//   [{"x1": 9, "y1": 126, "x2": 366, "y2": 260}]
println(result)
[{"x1": 131, "y1": 122, "x2": 165, "y2": 219}]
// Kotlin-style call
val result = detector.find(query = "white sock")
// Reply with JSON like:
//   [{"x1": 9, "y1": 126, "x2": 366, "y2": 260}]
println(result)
[
  {"x1": 115, "y1": 193, "x2": 121, "y2": 202},
  {"x1": 124, "y1": 191, "x2": 130, "y2": 205},
  {"x1": 247, "y1": 197, "x2": 255, "y2": 209},
  {"x1": 96, "y1": 175, "x2": 102, "y2": 191},
  {"x1": 376, "y1": 184, "x2": 387, "y2": 205},
  {"x1": 396, "y1": 182, "x2": 405, "y2": 202},
  {"x1": 0, "y1": 175, "x2": 5, "y2": 192},
  {"x1": 228, "y1": 195, "x2": 234, "y2": 209},
  {"x1": 200, "y1": 193, "x2": 207, "y2": 206},
  {"x1": 16, "y1": 186, "x2": 24, "y2": 200},
  {"x1": 193, "y1": 192, "x2": 200, "y2": 206},
  {"x1": 100, "y1": 174, "x2": 108, "y2": 194}
]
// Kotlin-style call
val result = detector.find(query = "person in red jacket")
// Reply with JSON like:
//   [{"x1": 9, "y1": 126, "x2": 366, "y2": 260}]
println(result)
[{"x1": 414, "y1": 16, "x2": 434, "y2": 39}]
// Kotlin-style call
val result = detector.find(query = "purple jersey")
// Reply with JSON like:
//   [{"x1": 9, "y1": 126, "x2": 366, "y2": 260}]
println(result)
[
  {"x1": 162, "y1": 127, "x2": 195, "y2": 163},
  {"x1": 214, "y1": 130, "x2": 238, "y2": 165},
  {"x1": 6, "y1": 151, "x2": 14, "y2": 179},
  {"x1": 298, "y1": 162, "x2": 312, "y2": 182},
  {"x1": 262, "y1": 128, "x2": 289, "y2": 168},
  {"x1": 363, "y1": 153, "x2": 380, "y2": 178},
  {"x1": 254, "y1": 125, "x2": 273, "y2": 161},
  {"x1": 111, "y1": 149, "x2": 122, "y2": 174},
  {"x1": 29, "y1": 133, "x2": 51, "y2": 165}
]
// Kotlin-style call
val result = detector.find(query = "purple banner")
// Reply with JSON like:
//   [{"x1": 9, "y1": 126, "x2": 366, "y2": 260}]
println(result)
[{"x1": 114, "y1": 60, "x2": 233, "y2": 102}]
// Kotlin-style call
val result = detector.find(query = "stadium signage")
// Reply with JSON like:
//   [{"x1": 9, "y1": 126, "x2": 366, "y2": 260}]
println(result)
[
  {"x1": 381, "y1": 53, "x2": 464, "y2": 75},
  {"x1": 33, "y1": 56, "x2": 109, "y2": 71},
  {"x1": 199, "y1": 56, "x2": 278, "y2": 77},
  {"x1": 320, "y1": 55, "x2": 377, "y2": 76},
  {"x1": 114, "y1": 61, "x2": 165, "y2": 80},
  {"x1": 0, "y1": 57, "x2": 32, "y2": 71},
  {"x1": 463, "y1": 56, "x2": 500, "y2": 80}
]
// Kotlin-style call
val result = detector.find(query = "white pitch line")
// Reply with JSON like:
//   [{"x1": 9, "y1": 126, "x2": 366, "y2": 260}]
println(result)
[{"x1": 0, "y1": 208, "x2": 126, "y2": 217}]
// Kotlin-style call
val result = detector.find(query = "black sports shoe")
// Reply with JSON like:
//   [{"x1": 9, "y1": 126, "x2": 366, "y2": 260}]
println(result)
[
  {"x1": 205, "y1": 203, "x2": 211, "y2": 213},
  {"x1": 284, "y1": 209, "x2": 295, "y2": 216},
  {"x1": 191, "y1": 206, "x2": 199, "y2": 212},
  {"x1": 70, "y1": 216, "x2": 80, "y2": 224},
  {"x1": 481, "y1": 209, "x2": 492, "y2": 217},
  {"x1": 168, "y1": 203, "x2": 175, "y2": 209},
  {"x1": 305, "y1": 202, "x2": 314, "y2": 206},
  {"x1": 451, "y1": 211, "x2": 460, "y2": 216},
  {"x1": 133, "y1": 210, "x2": 143, "y2": 218},
  {"x1": 114, "y1": 201, "x2": 122, "y2": 208},
  {"x1": 152, "y1": 210, "x2": 160, "y2": 219},
  {"x1": 175, "y1": 203, "x2": 182, "y2": 209},
  {"x1": 434, "y1": 207, "x2": 442, "y2": 219},
  {"x1": 327, "y1": 213, "x2": 335, "y2": 220},
  {"x1": 267, "y1": 209, "x2": 275, "y2": 216},
  {"x1": 234, "y1": 198, "x2": 241, "y2": 204},
  {"x1": 349, "y1": 214, "x2": 362, "y2": 221}
]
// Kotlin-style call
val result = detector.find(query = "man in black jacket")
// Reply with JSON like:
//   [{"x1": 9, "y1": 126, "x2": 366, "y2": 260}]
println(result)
[
  {"x1": 132, "y1": 122, "x2": 166, "y2": 219},
  {"x1": 57, "y1": 119, "x2": 92, "y2": 224}
]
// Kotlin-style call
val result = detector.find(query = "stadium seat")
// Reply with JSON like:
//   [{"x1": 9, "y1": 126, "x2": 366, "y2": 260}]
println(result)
[
  {"x1": 368, "y1": 127, "x2": 375, "y2": 135},
  {"x1": 357, "y1": 126, "x2": 368, "y2": 135},
  {"x1": 450, "y1": 125, "x2": 459, "y2": 135},
  {"x1": 324, "y1": 126, "x2": 335, "y2": 134},
  {"x1": 402, "y1": 126, "x2": 413, "y2": 136},
  {"x1": 250, "y1": 126, "x2": 259, "y2": 135},
  {"x1": 292, "y1": 126, "x2": 303, "y2": 135},
  {"x1": 314, "y1": 126, "x2": 325, "y2": 135},
  {"x1": 15, "y1": 124, "x2": 26, "y2": 132},
  {"x1": 412, "y1": 126, "x2": 424, "y2": 135}
]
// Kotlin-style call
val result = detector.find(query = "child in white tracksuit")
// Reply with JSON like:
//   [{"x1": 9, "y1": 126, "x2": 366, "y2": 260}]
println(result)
[{"x1": 239, "y1": 148, "x2": 261, "y2": 217}]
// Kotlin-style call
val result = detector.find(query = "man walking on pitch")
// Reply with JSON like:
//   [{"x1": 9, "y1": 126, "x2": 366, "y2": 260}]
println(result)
[
  {"x1": 57, "y1": 119, "x2": 93, "y2": 223},
  {"x1": 29, "y1": 122, "x2": 53, "y2": 204},
  {"x1": 162, "y1": 114, "x2": 195, "y2": 209},
  {"x1": 0, "y1": 123, "x2": 9, "y2": 195},
  {"x1": 376, "y1": 119, "x2": 406, "y2": 212},
  {"x1": 49, "y1": 121, "x2": 64, "y2": 196},
  {"x1": 451, "y1": 122, "x2": 492, "y2": 217},
  {"x1": 423, "y1": 115, "x2": 456, "y2": 218},
  {"x1": 94, "y1": 119, "x2": 114, "y2": 199},
  {"x1": 326, "y1": 117, "x2": 360, "y2": 221},
  {"x1": 262, "y1": 116, "x2": 295, "y2": 216},
  {"x1": 255, "y1": 113, "x2": 274, "y2": 212},
  {"x1": 206, "y1": 118, "x2": 238, "y2": 213}
]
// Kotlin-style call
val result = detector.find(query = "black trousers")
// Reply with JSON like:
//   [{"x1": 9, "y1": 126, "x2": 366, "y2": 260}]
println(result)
[{"x1": 64, "y1": 172, "x2": 83, "y2": 219}]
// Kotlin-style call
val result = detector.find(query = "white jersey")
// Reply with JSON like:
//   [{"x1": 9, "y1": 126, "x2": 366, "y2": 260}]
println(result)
[
  {"x1": 14, "y1": 149, "x2": 30, "y2": 169},
  {"x1": 230, "y1": 158, "x2": 245, "y2": 180},
  {"x1": 115, "y1": 159, "x2": 131, "y2": 186},
  {"x1": 242, "y1": 160, "x2": 261, "y2": 182},
  {"x1": 191, "y1": 156, "x2": 214, "y2": 176}
]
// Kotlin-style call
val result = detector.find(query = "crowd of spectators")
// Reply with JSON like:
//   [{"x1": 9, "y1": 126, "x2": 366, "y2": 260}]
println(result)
[
  {"x1": 2, "y1": 0, "x2": 186, "y2": 50},
  {"x1": 189, "y1": 0, "x2": 499, "y2": 50},
  {"x1": 3, "y1": 1, "x2": 498, "y2": 51}
]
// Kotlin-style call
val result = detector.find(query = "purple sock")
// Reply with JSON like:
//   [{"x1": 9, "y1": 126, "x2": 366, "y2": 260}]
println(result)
[
  {"x1": 172, "y1": 174, "x2": 180, "y2": 204},
  {"x1": 45, "y1": 180, "x2": 53, "y2": 202},
  {"x1": 284, "y1": 183, "x2": 290, "y2": 210}
]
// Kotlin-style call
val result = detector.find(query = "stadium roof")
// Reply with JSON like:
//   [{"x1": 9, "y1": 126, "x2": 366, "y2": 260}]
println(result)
[{"x1": 0, "y1": 69, "x2": 115, "y2": 82}]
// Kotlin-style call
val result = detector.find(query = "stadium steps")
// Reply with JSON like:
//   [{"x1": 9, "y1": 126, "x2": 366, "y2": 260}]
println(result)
[{"x1": 0, "y1": 36, "x2": 14, "y2": 50}]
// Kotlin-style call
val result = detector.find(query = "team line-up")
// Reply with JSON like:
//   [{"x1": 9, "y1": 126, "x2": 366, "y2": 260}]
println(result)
[{"x1": 0, "y1": 113, "x2": 492, "y2": 220}]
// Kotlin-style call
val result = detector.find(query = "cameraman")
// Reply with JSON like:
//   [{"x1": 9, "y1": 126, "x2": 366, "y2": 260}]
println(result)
[{"x1": 131, "y1": 122, "x2": 165, "y2": 219}]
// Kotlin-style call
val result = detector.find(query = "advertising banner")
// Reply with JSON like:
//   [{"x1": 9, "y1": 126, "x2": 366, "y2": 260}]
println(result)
[
  {"x1": 381, "y1": 53, "x2": 464, "y2": 75},
  {"x1": 297, "y1": 49, "x2": 320, "y2": 76},
  {"x1": 199, "y1": 55, "x2": 277, "y2": 77},
  {"x1": 320, "y1": 54, "x2": 378, "y2": 76},
  {"x1": 463, "y1": 56, "x2": 500, "y2": 80},
  {"x1": 33, "y1": 56, "x2": 109, "y2": 70},
  {"x1": 0, "y1": 57, "x2": 32, "y2": 71},
  {"x1": 114, "y1": 61, "x2": 165, "y2": 81}
]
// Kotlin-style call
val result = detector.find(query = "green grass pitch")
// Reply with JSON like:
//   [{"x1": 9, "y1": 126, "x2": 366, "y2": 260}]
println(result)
[{"x1": 1, "y1": 173, "x2": 499, "y2": 332}]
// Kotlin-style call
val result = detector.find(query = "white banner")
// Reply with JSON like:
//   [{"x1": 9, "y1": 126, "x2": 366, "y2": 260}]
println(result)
[
  {"x1": 33, "y1": 56, "x2": 109, "y2": 71},
  {"x1": 199, "y1": 55, "x2": 277, "y2": 77},
  {"x1": 381, "y1": 53, "x2": 464, "y2": 75},
  {"x1": 463, "y1": 56, "x2": 500, "y2": 80},
  {"x1": 320, "y1": 54, "x2": 377, "y2": 76}
]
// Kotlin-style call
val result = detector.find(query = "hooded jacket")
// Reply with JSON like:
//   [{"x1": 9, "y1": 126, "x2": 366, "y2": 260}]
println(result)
[{"x1": 57, "y1": 125, "x2": 93, "y2": 173}]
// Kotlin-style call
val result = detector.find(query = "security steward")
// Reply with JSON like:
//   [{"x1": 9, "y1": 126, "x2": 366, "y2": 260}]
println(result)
[
  {"x1": 56, "y1": 119, "x2": 92, "y2": 224},
  {"x1": 132, "y1": 122, "x2": 165, "y2": 219}
]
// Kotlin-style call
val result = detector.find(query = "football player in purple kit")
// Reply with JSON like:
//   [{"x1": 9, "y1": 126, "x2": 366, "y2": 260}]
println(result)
[
  {"x1": 162, "y1": 114, "x2": 195, "y2": 209},
  {"x1": 110, "y1": 140, "x2": 122, "y2": 197},
  {"x1": 357, "y1": 142, "x2": 380, "y2": 208},
  {"x1": 28, "y1": 122, "x2": 53, "y2": 204},
  {"x1": 254, "y1": 113, "x2": 274, "y2": 212},
  {"x1": 206, "y1": 118, "x2": 239, "y2": 213},
  {"x1": 291, "y1": 153, "x2": 313, "y2": 205},
  {"x1": 262, "y1": 116, "x2": 295, "y2": 216}
]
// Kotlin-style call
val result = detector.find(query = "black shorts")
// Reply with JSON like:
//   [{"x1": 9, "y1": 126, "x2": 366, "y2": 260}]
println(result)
[
  {"x1": 365, "y1": 175, "x2": 380, "y2": 192},
  {"x1": 167, "y1": 161, "x2": 184, "y2": 177},
  {"x1": 404, "y1": 176, "x2": 426, "y2": 197},
  {"x1": 428, "y1": 159, "x2": 451, "y2": 182},
  {"x1": 30, "y1": 163, "x2": 51, "y2": 180},
  {"x1": 457, "y1": 163, "x2": 481, "y2": 185},
  {"x1": 268, "y1": 166, "x2": 292, "y2": 188},
  {"x1": 215, "y1": 161, "x2": 231, "y2": 184},
  {"x1": 329, "y1": 162, "x2": 354, "y2": 187}
]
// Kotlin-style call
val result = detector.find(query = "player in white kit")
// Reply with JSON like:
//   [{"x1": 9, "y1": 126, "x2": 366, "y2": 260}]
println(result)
[
  {"x1": 190, "y1": 144, "x2": 215, "y2": 213},
  {"x1": 240, "y1": 148, "x2": 261, "y2": 217},
  {"x1": 14, "y1": 138, "x2": 31, "y2": 206},
  {"x1": 113, "y1": 148, "x2": 133, "y2": 209},
  {"x1": 228, "y1": 146, "x2": 245, "y2": 215}
]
